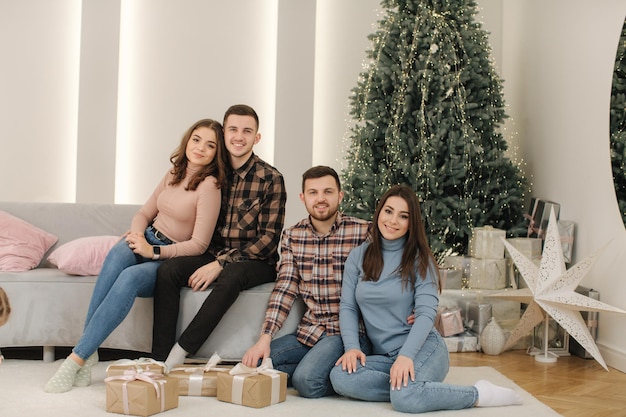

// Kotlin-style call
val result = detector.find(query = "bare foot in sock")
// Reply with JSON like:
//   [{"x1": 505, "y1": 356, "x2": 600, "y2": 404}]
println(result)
[
  {"x1": 73, "y1": 351, "x2": 99, "y2": 387},
  {"x1": 474, "y1": 379, "x2": 523, "y2": 407},
  {"x1": 44, "y1": 357, "x2": 81, "y2": 393}
]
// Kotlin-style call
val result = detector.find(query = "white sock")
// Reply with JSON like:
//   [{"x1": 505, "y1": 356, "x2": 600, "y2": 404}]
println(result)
[
  {"x1": 164, "y1": 343, "x2": 188, "y2": 374},
  {"x1": 474, "y1": 379, "x2": 523, "y2": 407},
  {"x1": 45, "y1": 357, "x2": 81, "y2": 393},
  {"x1": 73, "y1": 351, "x2": 99, "y2": 387}
]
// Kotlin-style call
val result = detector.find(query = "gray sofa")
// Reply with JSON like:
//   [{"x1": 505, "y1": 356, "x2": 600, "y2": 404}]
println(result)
[{"x1": 0, "y1": 202, "x2": 304, "y2": 362}]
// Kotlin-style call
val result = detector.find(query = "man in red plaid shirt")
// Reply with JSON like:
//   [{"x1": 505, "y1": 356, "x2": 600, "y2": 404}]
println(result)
[{"x1": 242, "y1": 165, "x2": 372, "y2": 398}]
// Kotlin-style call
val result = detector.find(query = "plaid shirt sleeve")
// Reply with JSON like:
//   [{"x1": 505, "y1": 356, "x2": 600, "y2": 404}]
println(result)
[
  {"x1": 217, "y1": 158, "x2": 286, "y2": 265},
  {"x1": 261, "y1": 228, "x2": 300, "y2": 336}
]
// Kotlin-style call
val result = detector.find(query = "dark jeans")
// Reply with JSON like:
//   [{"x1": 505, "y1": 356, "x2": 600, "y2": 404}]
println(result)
[{"x1": 151, "y1": 255, "x2": 276, "y2": 360}]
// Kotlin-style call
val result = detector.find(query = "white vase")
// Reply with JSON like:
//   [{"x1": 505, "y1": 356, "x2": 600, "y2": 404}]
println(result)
[{"x1": 481, "y1": 317, "x2": 506, "y2": 355}]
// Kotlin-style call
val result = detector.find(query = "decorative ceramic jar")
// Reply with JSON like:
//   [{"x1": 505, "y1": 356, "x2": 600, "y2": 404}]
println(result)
[{"x1": 481, "y1": 317, "x2": 506, "y2": 355}]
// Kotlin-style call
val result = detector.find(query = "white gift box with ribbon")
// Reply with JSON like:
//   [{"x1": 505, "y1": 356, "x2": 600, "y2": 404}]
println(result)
[
  {"x1": 469, "y1": 226, "x2": 506, "y2": 259},
  {"x1": 216, "y1": 358, "x2": 287, "y2": 408},
  {"x1": 169, "y1": 353, "x2": 232, "y2": 396}
]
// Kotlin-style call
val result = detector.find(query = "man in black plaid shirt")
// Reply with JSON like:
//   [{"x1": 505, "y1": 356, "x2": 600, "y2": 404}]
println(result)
[{"x1": 152, "y1": 104, "x2": 287, "y2": 368}]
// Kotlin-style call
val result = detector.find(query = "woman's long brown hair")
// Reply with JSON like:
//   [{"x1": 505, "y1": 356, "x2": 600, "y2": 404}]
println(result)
[
  {"x1": 169, "y1": 119, "x2": 229, "y2": 191},
  {"x1": 362, "y1": 185, "x2": 440, "y2": 291}
]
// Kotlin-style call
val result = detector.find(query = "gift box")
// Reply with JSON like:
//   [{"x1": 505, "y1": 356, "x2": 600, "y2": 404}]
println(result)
[
  {"x1": 558, "y1": 220, "x2": 575, "y2": 263},
  {"x1": 169, "y1": 353, "x2": 233, "y2": 396},
  {"x1": 504, "y1": 238, "x2": 542, "y2": 289},
  {"x1": 569, "y1": 286, "x2": 599, "y2": 359},
  {"x1": 468, "y1": 258, "x2": 507, "y2": 290},
  {"x1": 216, "y1": 359, "x2": 287, "y2": 408},
  {"x1": 438, "y1": 266, "x2": 463, "y2": 290},
  {"x1": 442, "y1": 256, "x2": 471, "y2": 289},
  {"x1": 105, "y1": 372, "x2": 178, "y2": 416},
  {"x1": 106, "y1": 358, "x2": 166, "y2": 377},
  {"x1": 469, "y1": 226, "x2": 506, "y2": 259},
  {"x1": 439, "y1": 289, "x2": 521, "y2": 326},
  {"x1": 505, "y1": 237, "x2": 542, "y2": 259},
  {"x1": 467, "y1": 302, "x2": 492, "y2": 335},
  {"x1": 526, "y1": 198, "x2": 560, "y2": 239},
  {"x1": 443, "y1": 331, "x2": 479, "y2": 352},
  {"x1": 435, "y1": 307, "x2": 464, "y2": 337}
]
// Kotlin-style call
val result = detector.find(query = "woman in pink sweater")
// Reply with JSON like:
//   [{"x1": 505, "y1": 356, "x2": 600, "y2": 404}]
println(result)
[{"x1": 45, "y1": 118, "x2": 229, "y2": 393}]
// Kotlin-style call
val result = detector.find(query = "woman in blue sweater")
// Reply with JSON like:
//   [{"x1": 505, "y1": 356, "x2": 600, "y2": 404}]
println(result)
[{"x1": 330, "y1": 185, "x2": 522, "y2": 413}]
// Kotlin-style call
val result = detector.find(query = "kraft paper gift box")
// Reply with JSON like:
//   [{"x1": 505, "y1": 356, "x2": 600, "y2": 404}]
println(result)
[
  {"x1": 105, "y1": 372, "x2": 178, "y2": 417},
  {"x1": 217, "y1": 359, "x2": 287, "y2": 408},
  {"x1": 467, "y1": 302, "x2": 492, "y2": 335},
  {"x1": 468, "y1": 258, "x2": 507, "y2": 289},
  {"x1": 169, "y1": 353, "x2": 233, "y2": 396},
  {"x1": 469, "y1": 226, "x2": 506, "y2": 259},
  {"x1": 435, "y1": 307, "x2": 464, "y2": 337},
  {"x1": 443, "y1": 331, "x2": 479, "y2": 353},
  {"x1": 106, "y1": 358, "x2": 166, "y2": 377}
]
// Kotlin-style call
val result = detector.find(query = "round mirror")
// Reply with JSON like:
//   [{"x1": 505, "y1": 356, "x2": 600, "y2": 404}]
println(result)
[{"x1": 611, "y1": 17, "x2": 626, "y2": 226}]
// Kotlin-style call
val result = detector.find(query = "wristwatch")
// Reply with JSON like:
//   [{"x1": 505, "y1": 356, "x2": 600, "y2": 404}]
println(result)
[{"x1": 152, "y1": 246, "x2": 161, "y2": 260}]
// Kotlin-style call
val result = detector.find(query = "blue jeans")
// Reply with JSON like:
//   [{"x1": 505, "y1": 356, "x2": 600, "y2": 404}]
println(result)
[
  {"x1": 330, "y1": 330, "x2": 478, "y2": 413},
  {"x1": 270, "y1": 333, "x2": 370, "y2": 398},
  {"x1": 73, "y1": 227, "x2": 168, "y2": 360}
]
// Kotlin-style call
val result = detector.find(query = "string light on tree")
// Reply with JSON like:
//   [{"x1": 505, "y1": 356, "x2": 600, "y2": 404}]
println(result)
[{"x1": 341, "y1": 0, "x2": 528, "y2": 260}]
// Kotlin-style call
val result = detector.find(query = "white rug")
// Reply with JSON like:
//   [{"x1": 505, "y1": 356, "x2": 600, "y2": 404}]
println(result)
[{"x1": 0, "y1": 359, "x2": 562, "y2": 417}]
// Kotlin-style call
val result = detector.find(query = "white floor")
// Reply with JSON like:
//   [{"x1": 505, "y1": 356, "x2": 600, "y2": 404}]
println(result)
[{"x1": 0, "y1": 359, "x2": 562, "y2": 417}]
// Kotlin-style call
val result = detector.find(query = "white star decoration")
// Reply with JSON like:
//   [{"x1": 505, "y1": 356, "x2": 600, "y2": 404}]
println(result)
[{"x1": 490, "y1": 208, "x2": 626, "y2": 371}]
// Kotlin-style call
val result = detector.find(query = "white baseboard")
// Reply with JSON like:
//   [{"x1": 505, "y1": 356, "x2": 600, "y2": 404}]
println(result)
[{"x1": 599, "y1": 343, "x2": 626, "y2": 373}]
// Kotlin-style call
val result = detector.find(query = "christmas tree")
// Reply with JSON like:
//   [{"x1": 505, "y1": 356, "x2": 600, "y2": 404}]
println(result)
[
  {"x1": 610, "y1": 18, "x2": 626, "y2": 226},
  {"x1": 341, "y1": 0, "x2": 528, "y2": 259}
]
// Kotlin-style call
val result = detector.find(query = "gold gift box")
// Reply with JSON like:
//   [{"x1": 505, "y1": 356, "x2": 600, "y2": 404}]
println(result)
[
  {"x1": 106, "y1": 358, "x2": 166, "y2": 377},
  {"x1": 105, "y1": 375, "x2": 178, "y2": 417},
  {"x1": 216, "y1": 362, "x2": 287, "y2": 408},
  {"x1": 169, "y1": 363, "x2": 233, "y2": 396}
]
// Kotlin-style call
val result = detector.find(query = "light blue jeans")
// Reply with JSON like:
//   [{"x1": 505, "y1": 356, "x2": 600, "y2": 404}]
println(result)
[
  {"x1": 329, "y1": 330, "x2": 478, "y2": 413},
  {"x1": 73, "y1": 227, "x2": 168, "y2": 360},
  {"x1": 270, "y1": 333, "x2": 370, "y2": 398}
]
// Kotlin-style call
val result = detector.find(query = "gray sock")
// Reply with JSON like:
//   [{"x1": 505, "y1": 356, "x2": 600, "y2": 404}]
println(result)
[
  {"x1": 73, "y1": 351, "x2": 99, "y2": 387},
  {"x1": 164, "y1": 343, "x2": 188, "y2": 374},
  {"x1": 45, "y1": 357, "x2": 81, "y2": 393}
]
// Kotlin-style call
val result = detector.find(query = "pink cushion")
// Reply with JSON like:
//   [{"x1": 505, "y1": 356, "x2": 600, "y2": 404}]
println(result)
[
  {"x1": 0, "y1": 210, "x2": 58, "y2": 272},
  {"x1": 47, "y1": 235, "x2": 121, "y2": 276}
]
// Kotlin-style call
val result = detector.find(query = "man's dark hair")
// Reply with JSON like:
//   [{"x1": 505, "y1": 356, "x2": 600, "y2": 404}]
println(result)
[
  {"x1": 223, "y1": 104, "x2": 259, "y2": 130},
  {"x1": 302, "y1": 166, "x2": 341, "y2": 192}
]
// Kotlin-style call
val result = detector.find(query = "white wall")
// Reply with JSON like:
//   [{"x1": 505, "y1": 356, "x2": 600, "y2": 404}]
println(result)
[
  {"x1": 0, "y1": 1, "x2": 81, "y2": 202},
  {"x1": 1, "y1": 0, "x2": 626, "y2": 371},
  {"x1": 500, "y1": 0, "x2": 626, "y2": 372}
]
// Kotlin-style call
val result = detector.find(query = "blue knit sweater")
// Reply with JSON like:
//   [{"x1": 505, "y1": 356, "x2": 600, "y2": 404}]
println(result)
[{"x1": 340, "y1": 236, "x2": 439, "y2": 359}]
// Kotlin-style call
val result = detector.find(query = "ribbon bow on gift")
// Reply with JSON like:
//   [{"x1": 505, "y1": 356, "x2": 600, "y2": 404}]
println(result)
[
  {"x1": 104, "y1": 370, "x2": 167, "y2": 415},
  {"x1": 170, "y1": 353, "x2": 231, "y2": 396},
  {"x1": 107, "y1": 357, "x2": 166, "y2": 373},
  {"x1": 228, "y1": 358, "x2": 282, "y2": 406}
]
